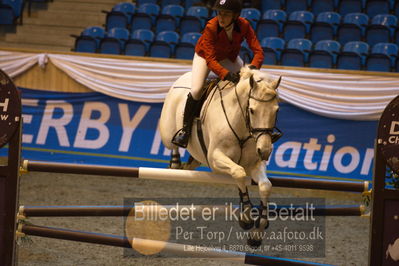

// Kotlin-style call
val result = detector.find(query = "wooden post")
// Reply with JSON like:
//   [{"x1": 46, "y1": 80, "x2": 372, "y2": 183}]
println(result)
[
  {"x1": 0, "y1": 123, "x2": 22, "y2": 266},
  {"x1": 369, "y1": 95, "x2": 399, "y2": 266},
  {"x1": 0, "y1": 69, "x2": 22, "y2": 266}
]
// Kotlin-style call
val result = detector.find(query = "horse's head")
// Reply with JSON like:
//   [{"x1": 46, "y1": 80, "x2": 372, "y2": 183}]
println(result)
[{"x1": 238, "y1": 66, "x2": 281, "y2": 161}]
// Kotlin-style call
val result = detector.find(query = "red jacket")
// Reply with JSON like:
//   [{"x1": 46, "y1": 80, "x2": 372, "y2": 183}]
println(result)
[{"x1": 195, "y1": 16, "x2": 264, "y2": 80}]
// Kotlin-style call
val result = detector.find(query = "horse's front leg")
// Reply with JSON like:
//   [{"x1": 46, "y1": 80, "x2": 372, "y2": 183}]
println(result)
[
  {"x1": 248, "y1": 160, "x2": 272, "y2": 247},
  {"x1": 209, "y1": 148, "x2": 254, "y2": 230}
]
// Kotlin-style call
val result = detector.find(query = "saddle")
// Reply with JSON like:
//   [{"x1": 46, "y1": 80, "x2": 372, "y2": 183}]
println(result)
[
  {"x1": 194, "y1": 78, "x2": 220, "y2": 163},
  {"x1": 195, "y1": 78, "x2": 220, "y2": 117}
]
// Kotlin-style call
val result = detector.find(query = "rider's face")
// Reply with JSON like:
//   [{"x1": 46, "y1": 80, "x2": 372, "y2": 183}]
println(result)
[{"x1": 217, "y1": 10, "x2": 236, "y2": 28}]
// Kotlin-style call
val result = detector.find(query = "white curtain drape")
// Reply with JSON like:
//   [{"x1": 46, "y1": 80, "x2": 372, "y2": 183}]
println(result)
[{"x1": 1, "y1": 50, "x2": 398, "y2": 120}]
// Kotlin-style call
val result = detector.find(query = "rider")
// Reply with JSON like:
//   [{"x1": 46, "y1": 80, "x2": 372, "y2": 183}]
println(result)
[{"x1": 172, "y1": 0, "x2": 264, "y2": 148}]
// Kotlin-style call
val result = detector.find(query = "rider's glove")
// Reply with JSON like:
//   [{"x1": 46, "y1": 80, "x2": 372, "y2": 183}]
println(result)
[
  {"x1": 248, "y1": 64, "x2": 257, "y2": 70},
  {"x1": 224, "y1": 72, "x2": 240, "y2": 84}
]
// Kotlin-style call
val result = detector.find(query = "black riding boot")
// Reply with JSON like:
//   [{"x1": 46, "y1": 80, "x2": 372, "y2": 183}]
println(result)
[{"x1": 172, "y1": 93, "x2": 200, "y2": 148}]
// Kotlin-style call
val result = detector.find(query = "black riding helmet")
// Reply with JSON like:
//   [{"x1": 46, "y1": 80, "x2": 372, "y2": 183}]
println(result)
[{"x1": 213, "y1": 0, "x2": 242, "y2": 14}]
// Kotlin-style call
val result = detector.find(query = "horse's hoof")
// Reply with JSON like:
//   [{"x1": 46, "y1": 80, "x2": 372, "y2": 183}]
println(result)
[
  {"x1": 168, "y1": 163, "x2": 182, "y2": 169},
  {"x1": 247, "y1": 238, "x2": 262, "y2": 248},
  {"x1": 239, "y1": 219, "x2": 254, "y2": 230}
]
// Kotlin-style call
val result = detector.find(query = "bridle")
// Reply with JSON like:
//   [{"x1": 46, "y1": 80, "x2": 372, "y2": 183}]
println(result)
[
  {"x1": 216, "y1": 74, "x2": 283, "y2": 162},
  {"x1": 244, "y1": 77, "x2": 282, "y2": 144}
]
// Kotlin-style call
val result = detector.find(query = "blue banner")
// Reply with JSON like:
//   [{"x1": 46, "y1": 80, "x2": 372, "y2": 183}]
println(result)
[{"x1": 1, "y1": 88, "x2": 377, "y2": 182}]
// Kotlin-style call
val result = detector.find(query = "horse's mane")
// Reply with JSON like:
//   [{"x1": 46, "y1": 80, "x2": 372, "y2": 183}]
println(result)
[
  {"x1": 239, "y1": 66, "x2": 278, "y2": 98},
  {"x1": 239, "y1": 65, "x2": 274, "y2": 82}
]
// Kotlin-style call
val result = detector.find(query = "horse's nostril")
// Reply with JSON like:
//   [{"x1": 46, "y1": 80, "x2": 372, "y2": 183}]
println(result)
[{"x1": 257, "y1": 148, "x2": 262, "y2": 156}]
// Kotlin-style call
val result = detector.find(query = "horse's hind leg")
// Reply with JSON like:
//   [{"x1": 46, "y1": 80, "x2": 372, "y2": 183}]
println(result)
[
  {"x1": 182, "y1": 156, "x2": 201, "y2": 170},
  {"x1": 169, "y1": 149, "x2": 182, "y2": 169}
]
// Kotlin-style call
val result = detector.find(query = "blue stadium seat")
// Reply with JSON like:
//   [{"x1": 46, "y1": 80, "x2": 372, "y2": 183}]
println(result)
[
  {"x1": 99, "y1": 27, "x2": 130, "y2": 55},
  {"x1": 180, "y1": 6, "x2": 208, "y2": 35},
  {"x1": 136, "y1": 0, "x2": 158, "y2": 6},
  {"x1": 150, "y1": 31, "x2": 180, "y2": 58},
  {"x1": 256, "y1": 9, "x2": 287, "y2": 41},
  {"x1": 175, "y1": 32, "x2": 201, "y2": 59},
  {"x1": 393, "y1": 29, "x2": 399, "y2": 46},
  {"x1": 365, "y1": 0, "x2": 390, "y2": 18},
  {"x1": 241, "y1": 8, "x2": 261, "y2": 29},
  {"x1": 389, "y1": 0, "x2": 395, "y2": 10},
  {"x1": 184, "y1": 0, "x2": 203, "y2": 9},
  {"x1": 337, "y1": 13, "x2": 369, "y2": 45},
  {"x1": 366, "y1": 14, "x2": 397, "y2": 47},
  {"x1": 180, "y1": 32, "x2": 201, "y2": 45},
  {"x1": 395, "y1": 2, "x2": 399, "y2": 17},
  {"x1": 285, "y1": 0, "x2": 309, "y2": 14},
  {"x1": 155, "y1": 4, "x2": 184, "y2": 34},
  {"x1": 131, "y1": 3, "x2": 160, "y2": 31},
  {"x1": 281, "y1": 38, "x2": 313, "y2": 67},
  {"x1": 310, "y1": 12, "x2": 341, "y2": 43},
  {"x1": 160, "y1": 0, "x2": 182, "y2": 8},
  {"x1": 125, "y1": 29, "x2": 155, "y2": 56},
  {"x1": 337, "y1": 41, "x2": 369, "y2": 70},
  {"x1": 260, "y1": 0, "x2": 282, "y2": 13},
  {"x1": 104, "y1": 10, "x2": 129, "y2": 31},
  {"x1": 311, "y1": 0, "x2": 337, "y2": 15},
  {"x1": 366, "y1": 43, "x2": 398, "y2": 72},
  {"x1": 0, "y1": 3, "x2": 15, "y2": 25},
  {"x1": 72, "y1": 26, "x2": 105, "y2": 53},
  {"x1": 73, "y1": 37, "x2": 97, "y2": 53},
  {"x1": 309, "y1": 40, "x2": 341, "y2": 68},
  {"x1": 283, "y1": 11, "x2": 314, "y2": 41},
  {"x1": 338, "y1": 0, "x2": 365, "y2": 16},
  {"x1": 5, "y1": 0, "x2": 24, "y2": 20},
  {"x1": 0, "y1": 0, "x2": 24, "y2": 24},
  {"x1": 261, "y1": 37, "x2": 285, "y2": 65},
  {"x1": 112, "y1": 2, "x2": 136, "y2": 24},
  {"x1": 81, "y1": 26, "x2": 105, "y2": 44},
  {"x1": 240, "y1": 41, "x2": 254, "y2": 64}
]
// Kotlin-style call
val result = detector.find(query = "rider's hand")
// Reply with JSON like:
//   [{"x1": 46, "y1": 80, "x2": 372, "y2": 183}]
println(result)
[
  {"x1": 224, "y1": 72, "x2": 240, "y2": 84},
  {"x1": 248, "y1": 64, "x2": 257, "y2": 70}
]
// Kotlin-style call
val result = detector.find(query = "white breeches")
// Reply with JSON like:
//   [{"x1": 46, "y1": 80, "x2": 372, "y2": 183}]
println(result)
[{"x1": 191, "y1": 53, "x2": 244, "y2": 100}]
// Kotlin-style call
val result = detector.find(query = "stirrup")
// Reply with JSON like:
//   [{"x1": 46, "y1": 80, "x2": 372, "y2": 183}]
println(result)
[{"x1": 172, "y1": 128, "x2": 189, "y2": 148}]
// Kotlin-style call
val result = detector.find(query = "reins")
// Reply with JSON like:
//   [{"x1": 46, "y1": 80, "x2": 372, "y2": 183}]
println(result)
[
  {"x1": 215, "y1": 76, "x2": 282, "y2": 163},
  {"x1": 216, "y1": 81, "x2": 253, "y2": 164},
  {"x1": 217, "y1": 82, "x2": 252, "y2": 151}
]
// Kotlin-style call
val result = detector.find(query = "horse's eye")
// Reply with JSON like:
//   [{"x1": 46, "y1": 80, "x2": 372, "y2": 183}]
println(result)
[{"x1": 250, "y1": 108, "x2": 254, "y2": 114}]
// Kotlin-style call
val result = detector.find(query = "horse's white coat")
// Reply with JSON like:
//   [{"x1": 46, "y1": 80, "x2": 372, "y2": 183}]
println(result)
[
  {"x1": 161, "y1": 66, "x2": 279, "y2": 193},
  {"x1": 160, "y1": 66, "x2": 280, "y2": 244}
]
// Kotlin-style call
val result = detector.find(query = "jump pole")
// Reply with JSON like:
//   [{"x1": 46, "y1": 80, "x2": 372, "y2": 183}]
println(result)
[
  {"x1": 23, "y1": 160, "x2": 369, "y2": 193},
  {"x1": 17, "y1": 223, "x2": 328, "y2": 266},
  {"x1": 18, "y1": 204, "x2": 366, "y2": 217}
]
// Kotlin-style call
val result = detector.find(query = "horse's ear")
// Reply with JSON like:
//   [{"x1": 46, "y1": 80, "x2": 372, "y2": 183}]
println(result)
[
  {"x1": 273, "y1": 76, "x2": 282, "y2": 89},
  {"x1": 249, "y1": 74, "x2": 255, "y2": 88}
]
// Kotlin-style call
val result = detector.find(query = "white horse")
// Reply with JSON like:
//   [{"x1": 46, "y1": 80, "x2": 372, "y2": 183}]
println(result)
[{"x1": 160, "y1": 66, "x2": 281, "y2": 247}]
